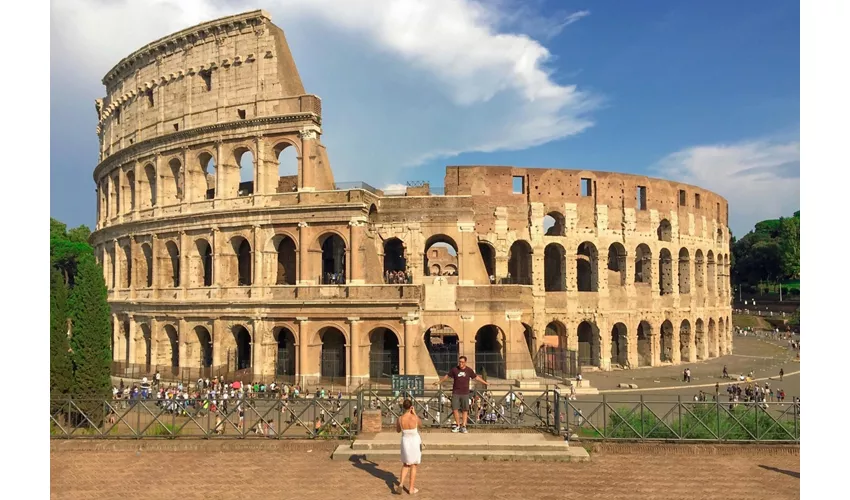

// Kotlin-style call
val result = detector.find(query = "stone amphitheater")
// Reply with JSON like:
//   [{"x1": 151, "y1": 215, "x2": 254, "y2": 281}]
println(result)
[{"x1": 91, "y1": 10, "x2": 732, "y2": 388}]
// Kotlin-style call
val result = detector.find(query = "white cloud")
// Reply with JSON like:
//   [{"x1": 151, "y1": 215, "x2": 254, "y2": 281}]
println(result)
[
  {"x1": 382, "y1": 183, "x2": 408, "y2": 195},
  {"x1": 50, "y1": 0, "x2": 597, "y2": 190},
  {"x1": 653, "y1": 139, "x2": 800, "y2": 236}
]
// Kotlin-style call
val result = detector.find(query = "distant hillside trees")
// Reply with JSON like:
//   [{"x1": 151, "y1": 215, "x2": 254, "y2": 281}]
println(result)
[{"x1": 731, "y1": 211, "x2": 800, "y2": 291}]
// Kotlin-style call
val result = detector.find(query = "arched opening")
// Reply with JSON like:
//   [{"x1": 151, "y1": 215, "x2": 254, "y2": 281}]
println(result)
[
  {"x1": 576, "y1": 242, "x2": 598, "y2": 292},
  {"x1": 718, "y1": 317, "x2": 726, "y2": 355},
  {"x1": 717, "y1": 254, "x2": 725, "y2": 295},
  {"x1": 424, "y1": 325, "x2": 460, "y2": 375},
  {"x1": 140, "y1": 323, "x2": 152, "y2": 367},
  {"x1": 544, "y1": 212, "x2": 566, "y2": 236},
  {"x1": 235, "y1": 148, "x2": 254, "y2": 196},
  {"x1": 424, "y1": 235, "x2": 458, "y2": 278},
  {"x1": 634, "y1": 244, "x2": 652, "y2": 285},
  {"x1": 538, "y1": 321, "x2": 571, "y2": 378},
  {"x1": 159, "y1": 325, "x2": 179, "y2": 369},
  {"x1": 232, "y1": 326, "x2": 252, "y2": 370},
  {"x1": 165, "y1": 241, "x2": 180, "y2": 288},
  {"x1": 368, "y1": 204, "x2": 378, "y2": 224},
  {"x1": 276, "y1": 143, "x2": 299, "y2": 192},
  {"x1": 611, "y1": 323, "x2": 628, "y2": 367},
  {"x1": 112, "y1": 174, "x2": 120, "y2": 215},
  {"x1": 142, "y1": 164, "x2": 156, "y2": 208},
  {"x1": 275, "y1": 236, "x2": 297, "y2": 285},
  {"x1": 508, "y1": 240, "x2": 533, "y2": 285},
  {"x1": 678, "y1": 248, "x2": 690, "y2": 294},
  {"x1": 233, "y1": 237, "x2": 252, "y2": 286},
  {"x1": 126, "y1": 170, "x2": 136, "y2": 211},
  {"x1": 706, "y1": 251, "x2": 716, "y2": 293},
  {"x1": 637, "y1": 321, "x2": 652, "y2": 367},
  {"x1": 274, "y1": 327, "x2": 296, "y2": 378},
  {"x1": 478, "y1": 242, "x2": 496, "y2": 281},
  {"x1": 659, "y1": 248, "x2": 673, "y2": 295},
  {"x1": 320, "y1": 327, "x2": 346, "y2": 380},
  {"x1": 544, "y1": 243, "x2": 566, "y2": 291},
  {"x1": 122, "y1": 245, "x2": 132, "y2": 288},
  {"x1": 123, "y1": 320, "x2": 130, "y2": 363},
  {"x1": 522, "y1": 323, "x2": 534, "y2": 356},
  {"x1": 369, "y1": 328, "x2": 400, "y2": 380},
  {"x1": 195, "y1": 326, "x2": 213, "y2": 368},
  {"x1": 708, "y1": 318, "x2": 717, "y2": 357},
  {"x1": 475, "y1": 325, "x2": 506, "y2": 379},
  {"x1": 443, "y1": 264, "x2": 457, "y2": 276},
  {"x1": 657, "y1": 219, "x2": 672, "y2": 242},
  {"x1": 679, "y1": 320, "x2": 692, "y2": 362},
  {"x1": 161, "y1": 158, "x2": 181, "y2": 205},
  {"x1": 545, "y1": 321, "x2": 568, "y2": 349},
  {"x1": 199, "y1": 152, "x2": 216, "y2": 200},
  {"x1": 695, "y1": 250, "x2": 705, "y2": 288},
  {"x1": 660, "y1": 320, "x2": 674, "y2": 362},
  {"x1": 383, "y1": 238, "x2": 406, "y2": 278},
  {"x1": 607, "y1": 243, "x2": 627, "y2": 287},
  {"x1": 140, "y1": 243, "x2": 153, "y2": 287},
  {"x1": 695, "y1": 319, "x2": 705, "y2": 360},
  {"x1": 319, "y1": 233, "x2": 346, "y2": 284},
  {"x1": 716, "y1": 229, "x2": 723, "y2": 248},
  {"x1": 577, "y1": 321, "x2": 600, "y2": 367}
]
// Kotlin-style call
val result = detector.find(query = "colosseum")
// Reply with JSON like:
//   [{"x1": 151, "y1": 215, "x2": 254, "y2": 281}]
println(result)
[{"x1": 91, "y1": 10, "x2": 732, "y2": 388}]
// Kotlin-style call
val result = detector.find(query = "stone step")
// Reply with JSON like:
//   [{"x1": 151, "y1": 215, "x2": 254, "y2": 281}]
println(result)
[{"x1": 332, "y1": 447, "x2": 590, "y2": 462}]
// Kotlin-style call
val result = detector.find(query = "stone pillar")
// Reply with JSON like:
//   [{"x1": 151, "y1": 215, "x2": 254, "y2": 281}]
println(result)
[
  {"x1": 457, "y1": 222, "x2": 475, "y2": 285},
  {"x1": 252, "y1": 317, "x2": 265, "y2": 379},
  {"x1": 253, "y1": 135, "x2": 264, "y2": 196},
  {"x1": 211, "y1": 227, "x2": 221, "y2": 288},
  {"x1": 154, "y1": 153, "x2": 163, "y2": 214},
  {"x1": 404, "y1": 317, "x2": 420, "y2": 375},
  {"x1": 149, "y1": 318, "x2": 159, "y2": 369},
  {"x1": 178, "y1": 319, "x2": 188, "y2": 369},
  {"x1": 252, "y1": 225, "x2": 263, "y2": 290},
  {"x1": 211, "y1": 319, "x2": 222, "y2": 368},
  {"x1": 132, "y1": 162, "x2": 140, "y2": 220},
  {"x1": 215, "y1": 140, "x2": 225, "y2": 201},
  {"x1": 112, "y1": 313, "x2": 121, "y2": 362},
  {"x1": 348, "y1": 218, "x2": 366, "y2": 285},
  {"x1": 297, "y1": 222, "x2": 310, "y2": 285},
  {"x1": 127, "y1": 314, "x2": 137, "y2": 365},
  {"x1": 348, "y1": 317, "x2": 362, "y2": 386},
  {"x1": 597, "y1": 317, "x2": 611, "y2": 371},
  {"x1": 112, "y1": 238, "x2": 119, "y2": 291},
  {"x1": 299, "y1": 129, "x2": 313, "y2": 190},
  {"x1": 180, "y1": 147, "x2": 189, "y2": 208},
  {"x1": 296, "y1": 317, "x2": 310, "y2": 386},
  {"x1": 178, "y1": 231, "x2": 188, "y2": 295}
]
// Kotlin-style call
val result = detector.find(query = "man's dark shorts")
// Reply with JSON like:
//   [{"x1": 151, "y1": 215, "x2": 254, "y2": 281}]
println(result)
[{"x1": 451, "y1": 395, "x2": 470, "y2": 412}]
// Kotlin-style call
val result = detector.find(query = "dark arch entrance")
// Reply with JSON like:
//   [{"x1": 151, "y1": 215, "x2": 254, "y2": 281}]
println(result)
[
  {"x1": 695, "y1": 319, "x2": 705, "y2": 360},
  {"x1": 383, "y1": 238, "x2": 406, "y2": 274},
  {"x1": 275, "y1": 327, "x2": 296, "y2": 379},
  {"x1": 475, "y1": 325, "x2": 506, "y2": 379},
  {"x1": 236, "y1": 238, "x2": 252, "y2": 286},
  {"x1": 276, "y1": 236, "x2": 297, "y2": 285},
  {"x1": 195, "y1": 326, "x2": 212, "y2": 369},
  {"x1": 544, "y1": 243, "x2": 566, "y2": 291},
  {"x1": 369, "y1": 328, "x2": 400, "y2": 380},
  {"x1": 660, "y1": 320, "x2": 674, "y2": 362},
  {"x1": 320, "y1": 327, "x2": 346, "y2": 380},
  {"x1": 478, "y1": 242, "x2": 496, "y2": 281},
  {"x1": 320, "y1": 234, "x2": 347, "y2": 284},
  {"x1": 577, "y1": 321, "x2": 599, "y2": 367},
  {"x1": 233, "y1": 326, "x2": 251, "y2": 370},
  {"x1": 424, "y1": 325, "x2": 460, "y2": 375},
  {"x1": 611, "y1": 323, "x2": 628, "y2": 367},
  {"x1": 679, "y1": 320, "x2": 692, "y2": 362},
  {"x1": 637, "y1": 321, "x2": 652, "y2": 367},
  {"x1": 508, "y1": 240, "x2": 533, "y2": 285}
]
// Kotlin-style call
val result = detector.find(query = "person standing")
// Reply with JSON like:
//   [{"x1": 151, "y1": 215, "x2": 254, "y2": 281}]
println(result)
[
  {"x1": 779, "y1": 368, "x2": 784, "y2": 381},
  {"x1": 434, "y1": 356, "x2": 488, "y2": 433},
  {"x1": 395, "y1": 399, "x2": 422, "y2": 495}
]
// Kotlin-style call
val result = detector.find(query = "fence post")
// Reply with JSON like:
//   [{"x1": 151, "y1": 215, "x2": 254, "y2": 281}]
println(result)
[
  {"x1": 553, "y1": 388, "x2": 561, "y2": 436},
  {"x1": 640, "y1": 395, "x2": 645, "y2": 441},
  {"x1": 755, "y1": 400, "x2": 759, "y2": 442},
  {"x1": 716, "y1": 397, "x2": 721, "y2": 443},
  {"x1": 602, "y1": 393, "x2": 607, "y2": 441},
  {"x1": 677, "y1": 395, "x2": 682, "y2": 439},
  {"x1": 794, "y1": 401, "x2": 799, "y2": 442}
]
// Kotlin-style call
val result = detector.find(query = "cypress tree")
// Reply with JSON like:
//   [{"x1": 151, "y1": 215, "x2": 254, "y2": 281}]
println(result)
[
  {"x1": 50, "y1": 266, "x2": 73, "y2": 397},
  {"x1": 68, "y1": 254, "x2": 112, "y2": 402}
]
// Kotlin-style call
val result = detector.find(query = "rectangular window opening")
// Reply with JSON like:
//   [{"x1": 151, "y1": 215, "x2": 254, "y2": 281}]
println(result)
[
  {"x1": 679, "y1": 189, "x2": 687, "y2": 206},
  {"x1": 580, "y1": 178, "x2": 592, "y2": 197},
  {"x1": 237, "y1": 109, "x2": 246, "y2": 120},
  {"x1": 512, "y1": 176, "x2": 524, "y2": 194},
  {"x1": 695, "y1": 193, "x2": 701, "y2": 209},
  {"x1": 200, "y1": 70, "x2": 212, "y2": 92},
  {"x1": 115, "y1": 107, "x2": 121, "y2": 125},
  {"x1": 717, "y1": 202, "x2": 721, "y2": 220},
  {"x1": 146, "y1": 89, "x2": 154, "y2": 108},
  {"x1": 173, "y1": 123, "x2": 179, "y2": 132},
  {"x1": 637, "y1": 186, "x2": 647, "y2": 211}
]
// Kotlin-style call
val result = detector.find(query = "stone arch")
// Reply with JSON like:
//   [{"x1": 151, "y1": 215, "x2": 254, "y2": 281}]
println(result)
[
  {"x1": 273, "y1": 326, "x2": 297, "y2": 377},
  {"x1": 544, "y1": 243, "x2": 566, "y2": 291},
  {"x1": 158, "y1": 324, "x2": 179, "y2": 368},
  {"x1": 383, "y1": 237, "x2": 406, "y2": 274},
  {"x1": 142, "y1": 163, "x2": 156, "y2": 208},
  {"x1": 139, "y1": 243, "x2": 153, "y2": 287},
  {"x1": 189, "y1": 239, "x2": 212, "y2": 287},
  {"x1": 424, "y1": 324, "x2": 460, "y2": 375},
  {"x1": 718, "y1": 317, "x2": 726, "y2": 355},
  {"x1": 270, "y1": 234, "x2": 297, "y2": 285},
  {"x1": 111, "y1": 173, "x2": 121, "y2": 216},
  {"x1": 229, "y1": 325, "x2": 252, "y2": 371},
  {"x1": 708, "y1": 318, "x2": 717, "y2": 357},
  {"x1": 194, "y1": 326, "x2": 213, "y2": 368},
  {"x1": 369, "y1": 327, "x2": 401, "y2": 379},
  {"x1": 660, "y1": 320, "x2": 674, "y2": 362},
  {"x1": 679, "y1": 320, "x2": 692, "y2": 362},
  {"x1": 634, "y1": 244, "x2": 652, "y2": 285},
  {"x1": 577, "y1": 321, "x2": 600, "y2": 367},
  {"x1": 717, "y1": 254, "x2": 725, "y2": 295},
  {"x1": 234, "y1": 146, "x2": 255, "y2": 197},
  {"x1": 197, "y1": 151, "x2": 217, "y2": 200},
  {"x1": 695, "y1": 319, "x2": 706, "y2": 360},
  {"x1": 318, "y1": 232, "x2": 347, "y2": 283},
  {"x1": 120, "y1": 245, "x2": 132, "y2": 288},
  {"x1": 475, "y1": 325, "x2": 506, "y2": 379},
  {"x1": 576, "y1": 242, "x2": 598, "y2": 292},
  {"x1": 678, "y1": 248, "x2": 690, "y2": 294},
  {"x1": 695, "y1": 250, "x2": 705, "y2": 288},
  {"x1": 424, "y1": 234, "x2": 458, "y2": 278},
  {"x1": 706, "y1": 251, "x2": 716, "y2": 293},
  {"x1": 126, "y1": 169, "x2": 136, "y2": 211},
  {"x1": 138, "y1": 323, "x2": 152, "y2": 366},
  {"x1": 716, "y1": 228, "x2": 724, "y2": 248},
  {"x1": 544, "y1": 211, "x2": 566, "y2": 236},
  {"x1": 319, "y1": 327, "x2": 347, "y2": 380},
  {"x1": 637, "y1": 320, "x2": 653, "y2": 367},
  {"x1": 657, "y1": 219, "x2": 672, "y2": 242},
  {"x1": 368, "y1": 204, "x2": 378, "y2": 224},
  {"x1": 161, "y1": 158, "x2": 181, "y2": 205},
  {"x1": 229, "y1": 236, "x2": 252, "y2": 286},
  {"x1": 274, "y1": 140, "x2": 299, "y2": 180},
  {"x1": 607, "y1": 243, "x2": 627, "y2": 287},
  {"x1": 611, "y1": 323, "x2": 628, "y2": 367},
  {"x1": 659, "y1": 248, "x2": 673, "y2": 295},
  {"x1": 478, "y1": 241, "x2": 496, "y2": 280},
  {"x1": 508, "y1": 240, "x2": 533, "y2": 285},
  {"x1": 443, "y1": 264, "x2": 457, "y2": 276}
]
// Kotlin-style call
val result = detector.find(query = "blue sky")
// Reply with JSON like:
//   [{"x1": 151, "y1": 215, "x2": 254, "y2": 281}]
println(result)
[{"x1": 51, "y1": 0, "x2": 799, "y2": 236}]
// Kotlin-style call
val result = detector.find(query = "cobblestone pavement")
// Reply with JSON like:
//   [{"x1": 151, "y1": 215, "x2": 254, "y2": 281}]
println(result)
[{"x1": 51, "y1": 445, "x2": 799, "y2": 500}]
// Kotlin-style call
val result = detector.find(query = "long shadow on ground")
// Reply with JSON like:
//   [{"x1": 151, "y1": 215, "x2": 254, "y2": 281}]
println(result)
[
  {"x1": 350, "y1": 455, "x2": 398, "y2": 493},
  {"x1": 758, "y1": 464, "x2": 800, "y2": 479}
]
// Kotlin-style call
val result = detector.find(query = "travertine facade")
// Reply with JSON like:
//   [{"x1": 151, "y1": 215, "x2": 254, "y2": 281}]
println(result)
[{"x1": 91, "y1": 11, "x2": 732, "y2": 386}]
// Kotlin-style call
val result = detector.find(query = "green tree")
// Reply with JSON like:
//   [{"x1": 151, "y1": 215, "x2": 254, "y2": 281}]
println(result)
[
  {"x1": 50, "y1": 266, "x2": 73, "y2": 396},
  {"x1": 67, "y1": 225, "x2": 92, "y2": 244},
  {"x1": 68, "y1": 254, "x2": 112, "y2": 401},
  {"x1": 777, "y1": 215, "x2": 800, "y2": 280}
]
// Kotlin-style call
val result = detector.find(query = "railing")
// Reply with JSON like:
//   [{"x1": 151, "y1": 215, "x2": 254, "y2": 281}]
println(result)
[{"x1": 334, "y1": 181, "x2": 380, "y2": 194}]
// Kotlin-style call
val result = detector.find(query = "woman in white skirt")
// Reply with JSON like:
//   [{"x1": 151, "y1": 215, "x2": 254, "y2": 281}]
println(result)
[{"x1": 396, "y1": 399, "x2": 422, "y2": 494}]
